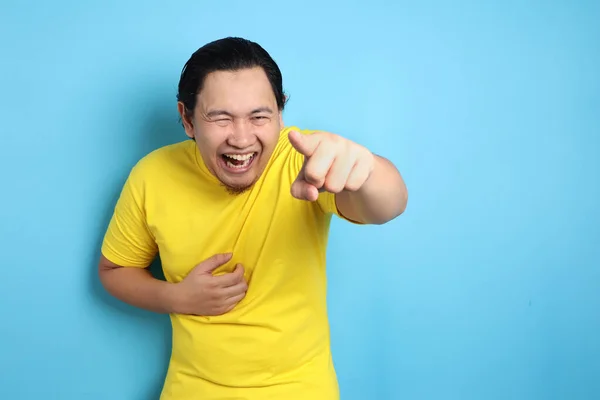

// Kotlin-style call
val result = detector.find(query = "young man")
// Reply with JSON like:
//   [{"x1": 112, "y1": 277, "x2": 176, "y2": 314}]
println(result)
[{"x1": 99, "y1": 37, "x2": 407, "y2": 400}]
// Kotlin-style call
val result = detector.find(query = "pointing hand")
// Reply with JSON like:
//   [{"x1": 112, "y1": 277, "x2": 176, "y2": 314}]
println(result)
[{"x1": 288, "y1": 130, "x2": 375, "y2": 201}]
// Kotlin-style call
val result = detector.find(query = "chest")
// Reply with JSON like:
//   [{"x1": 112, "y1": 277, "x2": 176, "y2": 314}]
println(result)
[{"x1": 145, "y1": 176, "x2": 331, "y2": 284}]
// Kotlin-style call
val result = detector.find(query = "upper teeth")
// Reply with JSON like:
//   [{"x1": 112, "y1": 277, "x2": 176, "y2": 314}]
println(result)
[{"x1": 225, "y1": 153, "x2": 254, "y2": 161}]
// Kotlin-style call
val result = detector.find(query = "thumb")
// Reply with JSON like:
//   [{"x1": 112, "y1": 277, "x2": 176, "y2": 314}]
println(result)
[
  {"x1": 291, "y1": 169, "x2": 320, "y2": 201},
  {"x1": 194, "y1": 253, "x2": 233, "y2": 274},
  {"x1": 288, "y1": 130, "x2": 320, "y2": 157}
]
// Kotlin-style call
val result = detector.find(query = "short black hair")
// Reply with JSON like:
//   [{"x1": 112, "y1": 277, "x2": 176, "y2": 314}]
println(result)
[{"x1": 177, "y1": 37, "x2": 286, "y2": 118}]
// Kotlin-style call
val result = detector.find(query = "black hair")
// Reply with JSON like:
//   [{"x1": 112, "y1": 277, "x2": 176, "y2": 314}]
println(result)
[{"x1": 177, "y1": 36, "x2": 286, "y2": 119}]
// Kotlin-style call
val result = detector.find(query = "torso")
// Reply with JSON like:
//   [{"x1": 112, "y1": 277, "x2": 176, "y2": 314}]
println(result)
[{"x1": 139, "y1": 129, "x2": 339, "y2": 399}]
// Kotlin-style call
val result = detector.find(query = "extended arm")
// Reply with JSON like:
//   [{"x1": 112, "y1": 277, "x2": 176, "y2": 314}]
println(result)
[{"x1": 288, "y1": 129, "x2": 408, "y2": 225}]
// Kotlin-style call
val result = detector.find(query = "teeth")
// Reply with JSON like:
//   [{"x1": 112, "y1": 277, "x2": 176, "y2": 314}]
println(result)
[
  {"x1": 223, "y1": 152, "x2": 255, "y2": 170},
  {"x1": 226, "y1": 158, "x2": 252, "y2": 169},
  {"x1": 224, "y1": 153, "x2": 254, "y2": 161}
]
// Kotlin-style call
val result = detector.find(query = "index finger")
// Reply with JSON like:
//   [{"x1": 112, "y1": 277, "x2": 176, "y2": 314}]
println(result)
[
  {"x1": 303, "y1": 146, "x2": 335, "y2": 188},
  {"x1": 288, "y1": 130, "x2": 321, "y2": 157}
]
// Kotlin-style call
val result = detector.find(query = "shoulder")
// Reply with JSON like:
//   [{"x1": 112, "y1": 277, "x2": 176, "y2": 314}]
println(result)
[
  {"x1": 134, "y1": 140, "x2": 194, "y2": 171},
  {"x1": 128, "y1": 140, "x2": 196, "y2": 183},
  {"x1": 117, "y1": 140, "x2": 197, "y2": 209}
]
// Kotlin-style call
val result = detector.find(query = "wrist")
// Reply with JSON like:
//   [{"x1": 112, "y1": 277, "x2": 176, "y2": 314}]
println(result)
[{"x1": 159, "y1": 281, "x2": 182, "y2": 314}]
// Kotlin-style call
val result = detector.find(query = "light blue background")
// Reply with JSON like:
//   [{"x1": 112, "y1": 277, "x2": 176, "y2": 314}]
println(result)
[{"x1": 1, "y1": 1, "x2": 598, "y2": 399}]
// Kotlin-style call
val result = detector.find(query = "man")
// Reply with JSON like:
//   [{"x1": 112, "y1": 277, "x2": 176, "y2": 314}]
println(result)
[{"x1": 99, "y1": 36, "x2": 408, "y2": 400}]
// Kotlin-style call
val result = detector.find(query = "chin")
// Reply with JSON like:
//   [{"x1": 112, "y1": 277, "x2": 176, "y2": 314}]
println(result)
[
  {"x1": 222, "y1": 182, "x2": 254, "y2": 195},
  {"x1": 219, "y1": 173, "x2": 261, "y2": 194},
  {"x1": 215, "y1": 154, "x2": 262, "y2": 195}
]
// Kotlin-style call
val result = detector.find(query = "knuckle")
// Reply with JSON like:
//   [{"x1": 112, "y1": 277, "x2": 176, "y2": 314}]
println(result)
[
  {"x1": 206, "y1": 284, "x2": 217, "y2": 293},
  {"x1": 344, "y1": 182, "x2": 361, "y2": 192},
  {"x1": 205, "y1": 280, "x2": 218, "y2": 289},
  {"x1": 304, "y1": 170, "x2": 321, "y2": 184},
  {"x1": 324, "y1": 182, "x2": 343, "y2": 193},
  {"x1": 326, "y1": 132, "x2": 339, "y2": 142},
  {"x1": 310, "y1": 178, "x2": 324, "y2": 187}
]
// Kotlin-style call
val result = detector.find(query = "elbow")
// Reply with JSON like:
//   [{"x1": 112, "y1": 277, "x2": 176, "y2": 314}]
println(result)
[
  {"x1": 393, "y1": 180, "x2": 409, "y2": 218},
  {"x1": 97, "y1": 263, "x2": 115, "y2": 292},
  {"x1": 97, "y1": 255, "x2": 125, "y2": 292},
  {"x1": 370, "y1": 188, "x2": 408, "y2": 225},
  {"x1": 397, "y1": 189, "x2": 408, "y2": 216}
]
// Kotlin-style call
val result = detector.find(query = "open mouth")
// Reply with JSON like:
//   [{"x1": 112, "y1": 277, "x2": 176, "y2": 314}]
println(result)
[{"x1": 220, "y1": 152, "x2": 257, "y2": 172}]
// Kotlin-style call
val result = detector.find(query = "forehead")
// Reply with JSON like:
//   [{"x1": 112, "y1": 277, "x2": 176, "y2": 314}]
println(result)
[{"x1": 198, "y1": 67, "x2": 276, "y2": 112}]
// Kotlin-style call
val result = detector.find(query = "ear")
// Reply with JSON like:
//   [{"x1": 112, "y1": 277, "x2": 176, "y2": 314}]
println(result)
[
  {"x1": 177, "y1": 102, "x2": 195, "y2": 139},
  {"x1": 280, "y1": 94, "x2": 288, "y2": 127}
]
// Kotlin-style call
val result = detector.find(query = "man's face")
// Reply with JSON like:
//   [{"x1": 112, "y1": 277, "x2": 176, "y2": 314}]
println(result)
[{"x1": 179, "y1": 67, "x2": 283, "y2": 194}]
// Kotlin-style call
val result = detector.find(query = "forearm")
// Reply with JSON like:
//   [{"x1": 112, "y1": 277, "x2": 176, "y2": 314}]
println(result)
[
  {"x1": 99, "y1": 264, "x2": 179, "y2": 314},
  {"x1": 336, "y1": 155, "x2": 408, "y2": 224}
]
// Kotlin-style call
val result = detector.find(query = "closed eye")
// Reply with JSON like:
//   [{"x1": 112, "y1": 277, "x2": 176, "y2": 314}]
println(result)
[
  {"x1": 213, "y1": 118, "x2": 232, "y2": 126},
  {"x1": 252, "y1": 116, "x2": 270, "y2": 126}
]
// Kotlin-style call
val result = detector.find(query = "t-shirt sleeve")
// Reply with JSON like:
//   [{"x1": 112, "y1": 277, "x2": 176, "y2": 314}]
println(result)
[
  {"x1": 316, "y1": 187, "x2": 363, "y2": 225},
  {"x1": 101, "y1": 164, "x2": 158, "y2": 268}
]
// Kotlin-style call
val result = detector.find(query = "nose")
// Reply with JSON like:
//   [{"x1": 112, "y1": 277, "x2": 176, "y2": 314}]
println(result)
[{"x1": 227, "y1": 119, "x2": 255, "y2": 149}]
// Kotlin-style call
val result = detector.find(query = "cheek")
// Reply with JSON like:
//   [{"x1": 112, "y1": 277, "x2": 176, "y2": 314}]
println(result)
[
  {"x1": 196, "y1": 126, "x2": 226, "y2": 153},
  {"x1": 257, "y1": 124, "x2": 282, "y2": 146},
  {"x1": 256, "y1": 132, "x2": 279, "y2": 150}
]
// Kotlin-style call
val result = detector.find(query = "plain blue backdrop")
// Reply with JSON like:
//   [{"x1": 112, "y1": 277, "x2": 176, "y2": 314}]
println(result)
[{"x1": 1, "y1": 1, "x2": 598, "y2": 399}]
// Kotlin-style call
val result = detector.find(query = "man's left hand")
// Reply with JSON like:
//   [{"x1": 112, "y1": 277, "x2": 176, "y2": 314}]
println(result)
[{"x1": 288, "y1": 130, "x2": 375, "y2": 202}]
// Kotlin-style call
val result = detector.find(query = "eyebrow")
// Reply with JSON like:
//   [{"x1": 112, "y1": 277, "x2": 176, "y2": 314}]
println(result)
[
  {"x1": 205, "y1": 107, "x2": 274, "y2": 118},
  {"x1": 250, "y1": 107, "x2": 274, "y2": 115}
]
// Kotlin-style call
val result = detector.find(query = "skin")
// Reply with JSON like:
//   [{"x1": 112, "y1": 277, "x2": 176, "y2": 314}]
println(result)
[
  {"x1": 179, "y1": 66, "x2": 284, "y2": 194},
  {"x1": 288, "y1": 130, "x2": 408, "y2": 224},
  {"x1": 98, "y1": 65, "x2": 408, "y2": 315}
]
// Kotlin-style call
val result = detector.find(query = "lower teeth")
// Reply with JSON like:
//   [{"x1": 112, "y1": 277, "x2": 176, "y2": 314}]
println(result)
[{"x1": 225, "y1": 156, "x2": 253, "y2": 169}]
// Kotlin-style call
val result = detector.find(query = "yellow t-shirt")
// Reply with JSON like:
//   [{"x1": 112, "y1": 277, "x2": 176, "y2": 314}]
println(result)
[{"x1": 101, "y1": 126, "x2": 350, "y2": 400}]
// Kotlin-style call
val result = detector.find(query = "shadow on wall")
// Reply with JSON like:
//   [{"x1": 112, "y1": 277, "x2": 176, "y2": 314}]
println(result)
[{"x1": 88, "y1": 80, "x2": 184, "y2": 399}]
